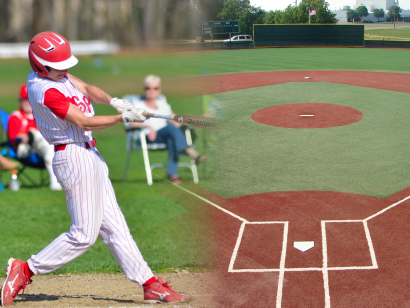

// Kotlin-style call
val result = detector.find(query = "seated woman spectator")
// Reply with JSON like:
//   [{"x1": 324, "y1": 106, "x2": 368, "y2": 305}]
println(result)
[
  {"x1": 8, "y1": 84, "x2": 62, "y2": 190},
  {"x1": 124, "y1": 75, "x2": 205, "y2": 184}
]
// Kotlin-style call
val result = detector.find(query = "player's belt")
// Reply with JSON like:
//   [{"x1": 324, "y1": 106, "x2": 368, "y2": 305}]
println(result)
[{"x1": 54, "y1": 139, "x2": 97, "y2": 152}]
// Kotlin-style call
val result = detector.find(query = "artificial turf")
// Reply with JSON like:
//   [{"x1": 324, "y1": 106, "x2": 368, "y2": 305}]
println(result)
[{"x1": 198, "y1": 82, "x2": 410, "y2": 199}]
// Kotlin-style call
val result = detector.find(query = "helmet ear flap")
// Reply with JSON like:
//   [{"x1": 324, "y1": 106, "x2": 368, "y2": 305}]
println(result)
[{"x1": 28, "y1": 42, "x2": 49, "y2": 77}]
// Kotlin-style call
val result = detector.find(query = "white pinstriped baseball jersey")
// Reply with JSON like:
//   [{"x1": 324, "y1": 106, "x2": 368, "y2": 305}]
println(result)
[
  {"x1": 27, "y1": 69, "x2": 94, "y2": 145},
  {"x1": 26, "y1": 69, "x2": 155, "y2": 286}
]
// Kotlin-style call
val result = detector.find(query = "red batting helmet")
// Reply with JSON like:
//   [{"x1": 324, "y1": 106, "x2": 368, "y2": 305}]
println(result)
[
  {"x1": 19, "y1": 84, "x2": 28, "y2": 100},
  {"x1": 28, "y1": 31, "x2": 78, "y2": 77}
]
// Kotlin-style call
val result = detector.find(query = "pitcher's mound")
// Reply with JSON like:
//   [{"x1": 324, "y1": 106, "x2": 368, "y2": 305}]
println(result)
[{"x1": 251, "y1": 103, "x2": 363, "y2": 128}]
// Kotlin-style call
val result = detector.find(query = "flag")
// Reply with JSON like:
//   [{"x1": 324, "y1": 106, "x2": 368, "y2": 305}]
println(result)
[{"x1": 309, "y1": 10, "x2": 316, "y2": 15}]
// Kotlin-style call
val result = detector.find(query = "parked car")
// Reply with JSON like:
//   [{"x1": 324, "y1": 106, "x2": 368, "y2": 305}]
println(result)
[{"x1": 224, "y1": 35, "x2": 253, "y2": 43}]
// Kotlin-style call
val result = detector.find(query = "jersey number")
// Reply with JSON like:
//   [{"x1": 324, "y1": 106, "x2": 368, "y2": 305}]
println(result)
[{"x1": 71, "y1": 96, "x2": 92, "y2": 114}]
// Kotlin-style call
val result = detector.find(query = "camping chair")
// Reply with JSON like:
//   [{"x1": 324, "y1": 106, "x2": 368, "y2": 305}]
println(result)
[
  {"x1": 122, "y1": 126, "x2": 199, "y2": 185},
  {"x1": 0, "y1": 109, "x2": 47, "y2": 188}
]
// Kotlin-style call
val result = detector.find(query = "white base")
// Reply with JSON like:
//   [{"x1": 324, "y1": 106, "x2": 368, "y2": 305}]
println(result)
[{"x1": 293, "y1": 241, "x2": 315, "y2": 252}]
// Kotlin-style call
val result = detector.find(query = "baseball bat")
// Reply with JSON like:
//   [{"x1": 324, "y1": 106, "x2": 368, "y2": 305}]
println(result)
[{"x1": 143, "y1": 111, "x2": 220, "y2": 130}]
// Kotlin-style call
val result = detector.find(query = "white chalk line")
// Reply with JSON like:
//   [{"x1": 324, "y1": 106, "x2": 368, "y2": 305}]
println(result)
[
  {"x1": 228, "y1": 221, "x2": 288, "y2": 273},
  {"x1": 321, "y1": 221, "x2": 331, "y2": 308},
  {"x1": 229, "y1": 265, "x2": 377, "y2": 273},
  {"x1": 173, "y1": 183, "x2": 410, "y2": 308},
  {"x1": 365, "y1": 194, "x2": 410, "y2": 221},
  {"x1": 363, "y1": 220, "x2": 378, "y2": 268},
  {"x1": 173, "y1": 183, "x2": 247, "y2": 222},
  {"x1": 228, "y1": 222, "x2": 247, "y2": 272},
  {"x1": 276, "y1": 222, "x2": 288, "y2": 308}
]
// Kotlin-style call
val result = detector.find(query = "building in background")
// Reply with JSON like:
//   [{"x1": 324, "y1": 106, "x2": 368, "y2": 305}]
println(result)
[
  {"x1": 355, "y1": 0, "x2": 396, "y2": 11},
  {"x1": 333, "y1": 0, "x2": 410, "y2": 23}
]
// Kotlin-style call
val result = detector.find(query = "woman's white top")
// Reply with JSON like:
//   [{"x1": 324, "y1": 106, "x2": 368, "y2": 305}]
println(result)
[{"x1": 123, "y1": 94, "x2": 171, "y2": 135}]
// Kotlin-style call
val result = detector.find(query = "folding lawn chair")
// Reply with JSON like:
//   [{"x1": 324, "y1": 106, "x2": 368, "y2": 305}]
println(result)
[
  {"x1": 122, "y1": 127, "x2": 199, "y2": 185},
  {"x1": 0, "y1": 109, "x2": 47, "y2": 188}
]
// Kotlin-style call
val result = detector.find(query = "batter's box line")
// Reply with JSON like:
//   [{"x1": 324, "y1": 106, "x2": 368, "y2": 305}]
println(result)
[
  {"x1": 230, "y1": 265, "x2": 378, "y2": 273},
  {"x1": 172, "y1": 184, "x2": 410, "y2": 308},
  {"x1": 227, "y1": 221, "x2": 289, "y2": 308},
  {"x1": 228, "y1": 221, "x2": 289, "y2": 273},
  {"x1": 228, "y1": 220, "x2": 377, "y2": 272},
  {"x1": 229, "y1": 220, "x2": 378, "y2": 308}
]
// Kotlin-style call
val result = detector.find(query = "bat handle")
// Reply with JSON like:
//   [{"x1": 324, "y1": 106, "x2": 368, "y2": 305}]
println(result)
[
  {"x1": 142, "y1": 111, "x2": 155, "y2": 118},
  {"x1": 145, "y1": 113, "x2": 175, "y2": 120}
]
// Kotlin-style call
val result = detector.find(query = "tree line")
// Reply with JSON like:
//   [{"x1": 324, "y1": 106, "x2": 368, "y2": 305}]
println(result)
[
  {"x1": 0, "y1": 0, "x2": 225, "y2": 45},
  {"x1": 0, "y1": 0, "x2": 336, "y2": 45},
  {"x1": 346, "y1": 5, "x2": 402, "y2": 23},
  {"x1": 217, "y1": 0, "x2": 336, "y2": 36}
]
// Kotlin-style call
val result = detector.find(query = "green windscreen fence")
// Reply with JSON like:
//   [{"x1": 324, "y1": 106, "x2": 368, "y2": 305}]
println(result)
[{"x1": 254, "y1": 25, "x2": 364, "y2": 47}]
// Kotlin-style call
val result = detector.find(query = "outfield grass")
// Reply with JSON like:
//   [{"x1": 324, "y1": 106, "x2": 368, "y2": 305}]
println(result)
[
  {"x1": 366, "y1": 28, "x2": 410, "y2": 40},
  {"x1": 363, "y1": 21, "x2": 410, "y2": 29},
  {"x1": 2, "y1": 47, "x2": 410, "y2": 100},
  {"x1": 198, "y1": 82, "x2": 410, "y2": 199},
  {"x1": 2, "y1": 47, "x2": 410, "y2": 276}
]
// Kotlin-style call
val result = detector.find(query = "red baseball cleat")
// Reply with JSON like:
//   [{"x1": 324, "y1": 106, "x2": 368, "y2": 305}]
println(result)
[
  {"x1": 143, "y1": 277, "x2": 187, "y2": 303},
  {"x1": 1, "y1": 258, "x2": 32, "y2": 306}
]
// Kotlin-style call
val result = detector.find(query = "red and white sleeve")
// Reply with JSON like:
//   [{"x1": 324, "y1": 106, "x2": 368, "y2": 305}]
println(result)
[{"x1": 44, "y1": 88, "x2": 71, "y2": 120}]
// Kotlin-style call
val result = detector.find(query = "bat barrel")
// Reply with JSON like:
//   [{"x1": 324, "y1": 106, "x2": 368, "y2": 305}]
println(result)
[{"x1": 183, "y1": 116, "x2": 220, "y2": 129}]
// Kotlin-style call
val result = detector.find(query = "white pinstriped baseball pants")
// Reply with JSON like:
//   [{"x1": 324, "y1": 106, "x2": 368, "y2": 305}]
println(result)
[{"x1": 27, "y1": 142, "x2": 154, "y2": 285}]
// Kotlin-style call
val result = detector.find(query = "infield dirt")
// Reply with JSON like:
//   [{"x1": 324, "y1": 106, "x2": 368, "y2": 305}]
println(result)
[{"x1": 0, "y1": 272, "x2": 216, "y2": 307}]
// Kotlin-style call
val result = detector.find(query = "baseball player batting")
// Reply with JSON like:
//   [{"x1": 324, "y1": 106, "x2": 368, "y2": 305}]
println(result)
[{"x1": 0, "y1": 31, "x2": 186, "y2": 306}]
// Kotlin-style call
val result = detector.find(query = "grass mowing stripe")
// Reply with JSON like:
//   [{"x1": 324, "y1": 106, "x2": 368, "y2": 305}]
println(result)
[
  {"x1": 195, "y1": 82, "x2": 410, "y2": 199},
  {"x1": 2, "y1": 48, "x2": 410, "y2": 98},
  {"x1": 2, "y1": 48, "x2": 410, "y2": 275}
]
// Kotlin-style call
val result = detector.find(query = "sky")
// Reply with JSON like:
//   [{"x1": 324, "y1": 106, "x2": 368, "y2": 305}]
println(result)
[{"x1": 250, "y1": 0, "x2": 410, "y2": 11}]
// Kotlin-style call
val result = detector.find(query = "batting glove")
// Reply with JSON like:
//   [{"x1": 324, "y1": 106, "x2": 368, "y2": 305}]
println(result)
[
  {"x1": 122, "y1": 110, "x2": 147, "y2": 123},
  {"x1": 110, "y1": 97, "x2": 134, "y2": 113}
]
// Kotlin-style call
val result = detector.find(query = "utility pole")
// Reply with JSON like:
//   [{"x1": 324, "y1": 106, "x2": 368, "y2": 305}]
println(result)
[{"x1": 394, "y1": 1, "x2": 396, "y2": 29}]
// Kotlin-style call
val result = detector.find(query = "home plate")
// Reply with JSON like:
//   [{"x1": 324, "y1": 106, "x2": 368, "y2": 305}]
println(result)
[
  {"x1": 293, "y1": 241, "x2": 315, "y2": 252},
  {"x1": 304, "y1": 77, "x2": 311, "y2": 79}
]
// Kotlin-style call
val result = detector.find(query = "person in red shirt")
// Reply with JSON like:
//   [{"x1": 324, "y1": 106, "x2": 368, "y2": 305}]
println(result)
[{"x1": 7, "y1": 84, "x2": 62, "y2": 190}]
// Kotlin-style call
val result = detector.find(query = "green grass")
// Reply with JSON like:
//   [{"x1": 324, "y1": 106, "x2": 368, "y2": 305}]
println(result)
[
  {"x1": 2, "y1": 47, "x2": 410, "y2": 276},
  {"x1": 0, "y1": 105, "x2": 211, "y2": 276},
  {"x1": 366, "y1": 28, "x2": 410, "y2": 40},
  {"x1": 3, "y1": 47, "x2": 410, "y2": 101},
  {"x1": 363, "y1": 21, "x2": 410, "y2": 29},
  {"x1": 198, "y1": 82, "x2": 410, "y2": 199},
  {"x1": 0, "y1": 51, "x2": 213, "y2": 277},
  {"x1": 0, "y1": 182, "x2": 211, "y2": 277}
]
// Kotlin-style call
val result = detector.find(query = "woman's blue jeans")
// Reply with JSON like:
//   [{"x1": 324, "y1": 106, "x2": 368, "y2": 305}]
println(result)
[{"x1": 147, "y1": 124, "x2": 188, "y2": 176}]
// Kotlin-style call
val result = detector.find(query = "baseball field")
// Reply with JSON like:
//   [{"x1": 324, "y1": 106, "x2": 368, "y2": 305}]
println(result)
[{"x1": 1, "y1": 46, "x2": 410, "y2": 306}]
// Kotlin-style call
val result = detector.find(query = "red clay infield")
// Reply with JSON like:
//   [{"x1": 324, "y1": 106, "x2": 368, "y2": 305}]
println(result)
[
  {"x1": 170, "y1": 70, "x2": 410, "y2": 307},
  {"x1": 175, "y1": 182, "x2": 410, "y2": 307},
  {"x1": 169, "y1": 70, "x2": 410, "y2": 97},
  {"x1": 251, "y1": 103, "x2": 363, "y2": 128}
]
